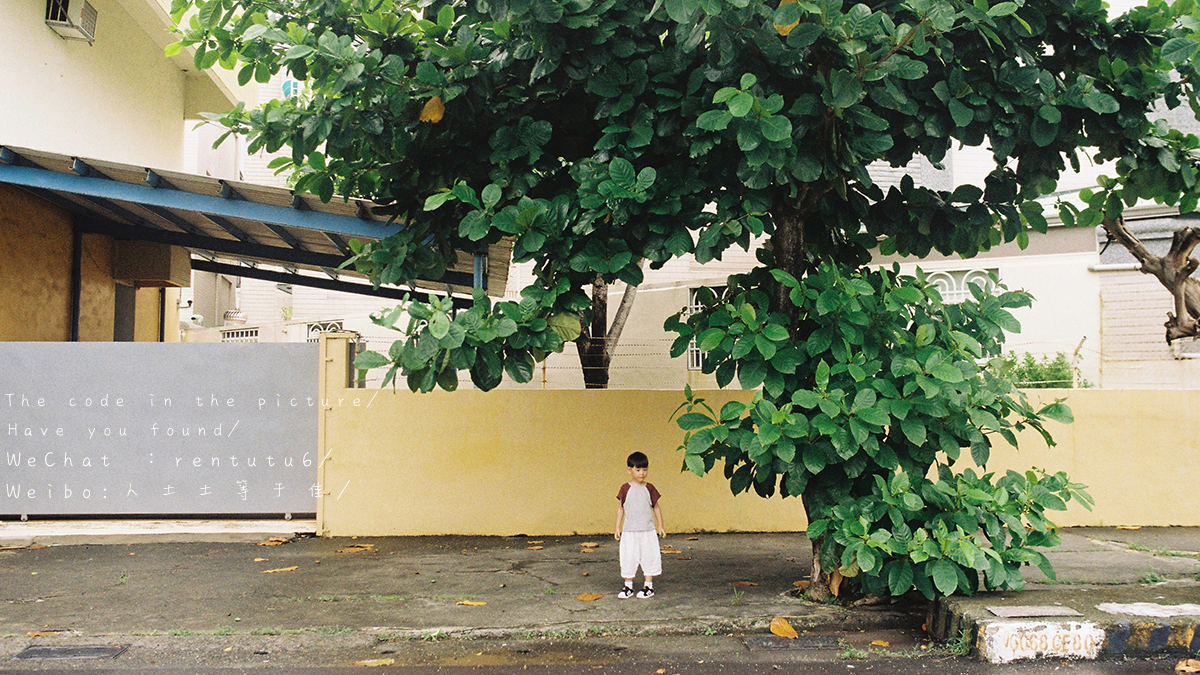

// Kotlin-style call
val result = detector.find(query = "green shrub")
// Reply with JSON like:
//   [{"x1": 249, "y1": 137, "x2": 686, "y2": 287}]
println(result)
[{"x1": 997, "y1": 352, "x2": 1089, "y2": 389}]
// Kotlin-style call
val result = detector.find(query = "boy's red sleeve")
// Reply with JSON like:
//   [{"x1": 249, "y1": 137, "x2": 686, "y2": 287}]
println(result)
[
  {"x1": 616, "y1": 483, "x2": 630, "y2": 505},
  {"x1": 648, "y1": 483, "x2": 661, "y2": 506}
]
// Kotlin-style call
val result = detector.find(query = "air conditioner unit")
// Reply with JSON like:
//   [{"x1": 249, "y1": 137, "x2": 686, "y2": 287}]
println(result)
[{"x1": 45, "y1": 0, "x2": 97, "y2": 43}]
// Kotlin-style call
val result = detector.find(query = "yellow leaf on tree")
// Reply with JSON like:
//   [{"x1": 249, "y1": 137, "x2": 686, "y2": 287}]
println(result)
[
  {"x1": 456, "y1": 600, "x2": 487, "y2": 606},
  {"x1": 769, "y1": 616, "x2": 798, "y2": 639},
  {"x1": 773, "y1": 0, "x2": 800, "y2": 36},
  {"x1": 871, "y1": 640, "x2": 890, "y2": 648},
  {"x1": 419, "y1": 96, "x2": 445, "y2": 123},
  {"x1": 577, "y1": 593, "x2": 604, "y2": 602},
  {"x1": 262, "y1": 566, "x2": 298, "y2": 574},
  {"x1": 830, "y1": 569, "x2": 843, "y2": 597}
]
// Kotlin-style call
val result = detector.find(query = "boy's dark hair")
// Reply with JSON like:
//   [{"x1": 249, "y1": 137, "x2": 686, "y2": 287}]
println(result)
[{"x1": 627, "y1": 452, "x2": 649, "y2": 468}]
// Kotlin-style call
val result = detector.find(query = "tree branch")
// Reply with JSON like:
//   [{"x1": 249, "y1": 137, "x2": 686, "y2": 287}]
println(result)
[
  {"x1": 1102, "y1": 216, "x2": 1200, "y2": 341},
  {"x1": 605, "y1": 260, "x2": 646, "y2": 362}
]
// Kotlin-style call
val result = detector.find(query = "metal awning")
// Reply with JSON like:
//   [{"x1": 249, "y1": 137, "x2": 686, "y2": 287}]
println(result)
[{"x1": 0, "y1": 145, "x2": 511, "y2": 304}]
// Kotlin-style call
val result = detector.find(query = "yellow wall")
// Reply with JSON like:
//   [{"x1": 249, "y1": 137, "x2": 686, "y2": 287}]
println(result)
[
  {"x1": 984, "y1": 389, "x2": 1200, "y2": 528},
  {"x1": 318, "y1": 337, "x2": 1200, "y2": 536},
  {"x1": 317, "y1": 337, "x2": 803, "y2": 536}
]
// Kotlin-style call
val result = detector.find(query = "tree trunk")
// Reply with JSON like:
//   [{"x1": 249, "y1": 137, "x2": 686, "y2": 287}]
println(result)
[
  {"x1": 1102, "y1": 217, "x2": 1200, "y2": 341},
  {"x1": 577, "y1": 274, "x2": 610, "y2": 389}
]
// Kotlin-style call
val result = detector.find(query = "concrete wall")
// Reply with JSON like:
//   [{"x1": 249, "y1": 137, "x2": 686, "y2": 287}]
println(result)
[
  {"x1": 316, "y1": 337, "x2": 1199, "y2": 536},
  {"x1": 1, "y1": 0, "x2": 186, "y2": 168}
]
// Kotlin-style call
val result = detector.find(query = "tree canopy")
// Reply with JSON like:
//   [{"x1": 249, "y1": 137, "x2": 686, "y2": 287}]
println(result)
[{"x1": 173, "y1": 0, "x2": 1200, "y2": 599}]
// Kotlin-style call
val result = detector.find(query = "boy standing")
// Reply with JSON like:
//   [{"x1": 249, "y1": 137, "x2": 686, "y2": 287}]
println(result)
[{"x1": 615, "y1": 451, "x2": 666, "y2": 599}]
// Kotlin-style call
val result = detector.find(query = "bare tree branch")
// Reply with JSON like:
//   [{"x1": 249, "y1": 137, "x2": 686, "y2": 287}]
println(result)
[
  {"x1": 1102, "y1": 217, "x2": 1200, "y2": 341},
  {"x1": 605, "y1": 260, "x2": 646, "y2": 362}
]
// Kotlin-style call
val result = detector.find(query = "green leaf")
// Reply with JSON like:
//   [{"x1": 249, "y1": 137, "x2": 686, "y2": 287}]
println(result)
[
  {"x1": 481, "y1": 184, "x2": 502, "y2": 209},
  {"x1": 609, "y1": 158, "x2": 637, "y2": 190},
  {"x1": 987, "y1": 1, "x2": 1018, "y2": 16},
  {"x1": 825, "y1": 70, "x2": 862, "y2": 109},
  {"x1": 698, "y1": 328, "x2": 725, "y2": 351},
  {"x1": 677, "y1": 412, "x2": 715, "y2": 430},
  {"x1": 424, "y1": 191, "x2": 452, "y2": 211},
  {"x1": 929, "y1": 363, "x2": 964, "y2": 383},
  {"x1": 888, "y1": 561, "x2": 914, "y2": 596},
  {"x1": 197, "y1": 0, "x2": 223, "y2": 28},
  {"x1": 739, "y1": 360, "x2": 768, "y2": 390},
  {"x1": 697, "y1": 110, "x2": 733, "y2": 131},
  {"x1": 1162, "y1": 37, "x2": 1200, "y2": 64},
  {"x1": 930, "y1": 559, "x2": 959, "y2": 595},
  {"x1": 1038, "y1": 402, "x2": 1074, "y2": 423},
  {"x1": 948, "y1": 99, "x2": 974, "y2": 127},
  {"x1": 760, "y1": 116, "x2": 793, "y2": 142},
  {"x1": 354, "y1": 350, "x2": 392, "y2": 370},
  {"x1": 728, "y1": 91, "x2": 755, "y2": 117},
  {"x1": 1081, "y1": 91, "x2": 1119, "y2": 114},
  {"x1": 901, "y1": 418, "x2": 927, "y2": 446}
]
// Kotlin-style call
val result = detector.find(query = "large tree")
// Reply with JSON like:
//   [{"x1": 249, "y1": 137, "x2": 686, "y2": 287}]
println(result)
[{"x1": 173, "y1": 0, "x2": 1196, "y2": 599}]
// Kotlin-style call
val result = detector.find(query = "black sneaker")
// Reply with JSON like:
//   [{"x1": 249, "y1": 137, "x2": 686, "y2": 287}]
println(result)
[
  {"x1": 617, "y1": 585, "x2": 635, "y2": 599},
  {"x1": 636, "y1": 587, "x2": 655, "y2": 599}
]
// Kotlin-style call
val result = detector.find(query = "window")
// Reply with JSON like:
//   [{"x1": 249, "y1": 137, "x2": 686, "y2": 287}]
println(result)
[
  {"x1": 221, "y1": 328, "x2": 259, "y2": 343},
  {"x1": 926, "y1": 269, "x2": 999, "y2": 304}
]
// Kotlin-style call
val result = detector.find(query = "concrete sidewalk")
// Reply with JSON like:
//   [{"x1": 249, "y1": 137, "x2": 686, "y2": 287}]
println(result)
[{"x1": 0, "y1": 523, "x2": 1196, "y2": 663}]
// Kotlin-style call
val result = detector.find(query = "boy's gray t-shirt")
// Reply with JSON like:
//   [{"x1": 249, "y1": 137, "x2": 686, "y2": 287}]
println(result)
[{"x1": 617, "y1": 482, "x2": 661, "y2": 532}]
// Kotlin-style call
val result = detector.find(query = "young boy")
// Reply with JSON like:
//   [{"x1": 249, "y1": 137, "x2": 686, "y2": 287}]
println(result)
[{"x1": 614, "y1": 451, "x2": 666, "y2": 599}]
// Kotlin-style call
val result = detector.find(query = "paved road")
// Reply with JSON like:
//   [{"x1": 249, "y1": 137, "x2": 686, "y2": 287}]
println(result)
[{"x1": 0, "y1": 634, "x2": 1187, "y2": 673}]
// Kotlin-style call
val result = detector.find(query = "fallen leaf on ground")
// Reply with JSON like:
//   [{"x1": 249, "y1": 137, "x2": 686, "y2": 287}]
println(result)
[
  {"x1": 527, "y1": 540, "x2": 544, "y2": 544},
  {"x1": 1116, "y1": 526, "x2": 1142, "y2": 531},
  {"x1": 527, "y1": 546, "x2": 544, "y2": 550},
  {"x1": 577, "y1": 594, "x2": 604, "y2": 602},
  {"x1": 581, "y1": 542, "x2": 599, "y2": 548},
  {"x1": 830, "y1": 570, "x2": 844, "y2": 597},
  {"x1": 793, "y1": 581, "x2": 810, "y2": 591},
  {"x1": 336, "y1": 544, "x2": 375, "y2": 554},
  {"x1": 686, "y1": 537, "x2": 699, "y2": 541},
  {"x1": 254, "y1": 558, "x2": 268, "y2": 562},
  {"x1": 456, "y1": 600, "x2": 487, "y2": 606},
  {"x1": 26, "y1": 631, "x2": 63, "y2": 637},
  {"x1": 661, "y1": 548, "x2": 682, "y2": 554},
  {"x1": 354, "y1": 658, "x2": 396, "y2": 667},
  {"x1": 257, "y1": 537, "x2": 291, "y2": 547},
  {"x1": 770, "y1": 616, "x2": 798, "y2": 639},
  {"x1": 262, "y1": 566, "x2": 298, "y2": 574},
  {"x1": 871, "y1": 640, "x2": 890, "y2": 648},
  {"x1": 28, "y1": 544, "x2": 47, "y2": 550},
  {"x1": 677, "y1": 556, "x2": 691, "y2": 560},
  {"x1": 223, "y1": 647, "x2": 232, "y2": 652},
  {"x1": 655, "y1": 669, "x2": 667, "y2": 674},
  {"x1": 732, "y1": 581, "x2": 759, "y2": 588},
  {"x1": 1176, "y1": 659, "x2": 1200, "y2": 673},
  {"x1": 580, "y1": 549, "x2": 595, "y2": 553}
]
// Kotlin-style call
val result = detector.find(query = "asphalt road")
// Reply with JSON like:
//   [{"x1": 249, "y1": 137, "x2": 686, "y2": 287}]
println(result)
[{"x1": 0, "y1": 634, "x2": 1188, "y2": 674}]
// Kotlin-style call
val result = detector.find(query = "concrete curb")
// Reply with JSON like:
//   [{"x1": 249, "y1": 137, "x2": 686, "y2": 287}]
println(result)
[{"x1": 931, "y1": 584, "x2": 1200, "y2": 663}]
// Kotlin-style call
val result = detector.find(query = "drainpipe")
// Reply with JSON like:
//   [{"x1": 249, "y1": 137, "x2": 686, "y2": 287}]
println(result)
[
  {"x1": 158, "y1": 288, "x2": 166, "y2": 342},
  {"x1": 69, "y1": 224, "x2": 82, "y2": 342}
]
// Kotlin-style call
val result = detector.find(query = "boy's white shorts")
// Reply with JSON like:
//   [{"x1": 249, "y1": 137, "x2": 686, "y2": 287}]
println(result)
[{"x1": 619, "y1": 530, "x2": 662, "y2": 579}]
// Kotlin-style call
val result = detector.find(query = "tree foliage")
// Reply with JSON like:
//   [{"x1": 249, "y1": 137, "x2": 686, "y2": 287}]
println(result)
[{"x1": 172, "y1": 0, "x2": 1199, "y2": 599}]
